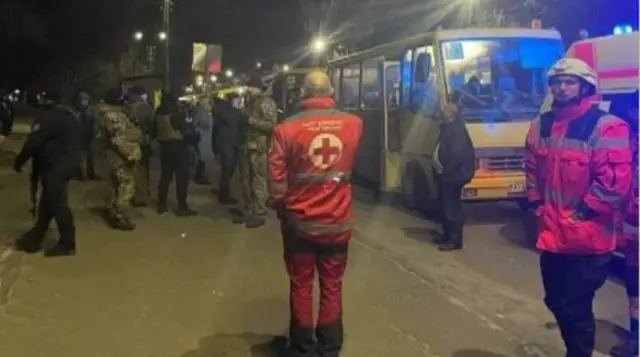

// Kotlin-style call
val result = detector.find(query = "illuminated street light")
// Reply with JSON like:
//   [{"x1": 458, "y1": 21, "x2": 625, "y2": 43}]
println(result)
[
  {"x1": 195, "y1": 75, "x2": 204, "y2": 87},
  {"x1": 282, "y1": 64, "x2": 291, "y2": 72},
  {"x1": 225, "y1": 69, "x2": 234, "y2": 78},
  {"x1": 256, "y1": 61, "x2": 262, "y2": 69},
  {"x1": 158, "y1": 31, "x2": 167, "y2": 41},
  {"x1": 210, "y1": 74, "x2": 218, "y2": 83},
  {"x1": 311, "y1": 37, "x2": 328, "y2": 54},
  {"x1": 133, "y1": 31, "x2": 144, "y2": 41}
]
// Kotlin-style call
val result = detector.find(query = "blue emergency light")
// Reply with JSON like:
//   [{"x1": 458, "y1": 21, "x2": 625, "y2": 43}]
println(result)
[{"x1": 613, "y1": 24, "x2": 633, "y2": 35}]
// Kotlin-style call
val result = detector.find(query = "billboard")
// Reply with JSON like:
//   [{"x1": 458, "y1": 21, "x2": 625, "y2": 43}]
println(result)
[{"x1": 192, "y1": 43, "x2": 223, "y2": 73}]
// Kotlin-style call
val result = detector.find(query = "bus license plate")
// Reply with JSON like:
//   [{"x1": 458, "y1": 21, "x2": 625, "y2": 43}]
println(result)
[{"x1": 508, "y1": 183, "x2": 524, "y2": 194}]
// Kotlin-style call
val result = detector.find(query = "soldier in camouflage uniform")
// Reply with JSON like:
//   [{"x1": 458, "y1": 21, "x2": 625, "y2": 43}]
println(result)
[
  {"x1": 239, "y1": 75, "x2": 279, "y2": 228},
  {"x1": 125, "y1": 85, "x2": 155, "y2": 207},
  {"x1": 95, "y1": 89, "x2": 142, "y2": 231}
]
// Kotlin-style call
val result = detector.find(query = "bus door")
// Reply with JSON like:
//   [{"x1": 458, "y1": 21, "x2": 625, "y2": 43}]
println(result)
[
  {"x1": 398, "y1": 45, "x2": 442, "y2": 212},
  {"x1": 356, "y1": 57, "x2": 385, "y2": 192},
  {"x1": 381, "y1": 60, "x2": 402, "y2": 193}
]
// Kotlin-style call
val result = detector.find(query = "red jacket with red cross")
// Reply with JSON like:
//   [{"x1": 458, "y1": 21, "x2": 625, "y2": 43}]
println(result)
[
  {"x1": 524, "y1": 99, "x2": 633, "y2": 254},
  {"x1": 267, "y1": 97, "x2": 363, "y2": 245}
]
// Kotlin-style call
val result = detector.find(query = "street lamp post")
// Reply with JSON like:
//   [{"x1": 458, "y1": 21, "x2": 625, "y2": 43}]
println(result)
[{"x1": 162, "y1": 0, "x2": 172, "y2": 91}]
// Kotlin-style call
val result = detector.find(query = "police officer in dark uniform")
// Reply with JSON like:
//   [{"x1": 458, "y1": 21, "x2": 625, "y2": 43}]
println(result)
[{"x1": 14, "y1": 91, "x2": 83, "y2": 257}]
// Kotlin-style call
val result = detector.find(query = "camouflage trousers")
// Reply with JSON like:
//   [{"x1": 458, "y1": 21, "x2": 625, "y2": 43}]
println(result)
[
  {"x1": 238, "y1": 150, "x2": 268, "y2": 219},
  {"x1": 108, "y1": 165, "x2": 137, "y2": 221}
]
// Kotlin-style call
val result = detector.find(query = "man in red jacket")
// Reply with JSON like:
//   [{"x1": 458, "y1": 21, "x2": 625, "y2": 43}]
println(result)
[
  {"x1": 612, "y1": 100, "x2": 638, "y2": 357},
  {"x1": 525, "y1": 58, "x2": 633, "y2": 357},
  {"x1": 268, "y1": 69, "x2": 362, "y2": 357}
]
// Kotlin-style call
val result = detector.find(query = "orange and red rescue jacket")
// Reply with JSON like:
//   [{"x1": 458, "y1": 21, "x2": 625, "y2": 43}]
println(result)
[
  {"x1": 525, "y1": 99, "x2": 633, "y2": 254},
  {"x1": 267, "y1": 97, "x2": 363, "y2": 245},
  {"x1": 622, "y1": 137, "x2": 639, "y2": 267}
]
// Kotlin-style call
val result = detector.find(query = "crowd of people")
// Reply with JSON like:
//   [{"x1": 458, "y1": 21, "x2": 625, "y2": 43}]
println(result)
[{"x1": 1, "y1": 59, "x2": 638, "y2": 357}]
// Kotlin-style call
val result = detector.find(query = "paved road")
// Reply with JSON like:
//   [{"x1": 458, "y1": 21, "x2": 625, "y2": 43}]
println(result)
[{"x1": 0, "y1": 138, "x2": 630, "y2": 357}]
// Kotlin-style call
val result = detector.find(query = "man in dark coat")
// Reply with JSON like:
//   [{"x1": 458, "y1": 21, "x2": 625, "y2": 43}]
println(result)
[
  {"x1": 432, "y1": 92, "x2": 476, "y2": 251},
  {"x1": 14, "y1": 91, "x2": 83, "y2": 257},
  {"x1": 212, "y1": 93, "x2": 244, "y2": 205}
]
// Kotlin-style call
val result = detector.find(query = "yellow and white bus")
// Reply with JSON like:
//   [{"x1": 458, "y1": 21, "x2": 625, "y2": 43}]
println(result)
[{"x1": 328, "y1": 27, "x2": 564, "y2": 213}]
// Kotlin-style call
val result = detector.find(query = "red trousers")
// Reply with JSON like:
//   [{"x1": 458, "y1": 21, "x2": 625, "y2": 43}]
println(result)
[{"x1": 281, "y1": 222, "x2": 349, "y2": 357}]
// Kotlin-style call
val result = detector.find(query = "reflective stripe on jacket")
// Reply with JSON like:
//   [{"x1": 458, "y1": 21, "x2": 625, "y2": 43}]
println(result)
[
  {"x1": 524, "y1": 103, "x2": 633, "y2": 254},
  {"x1": 268, "y1": 97, "x2": 363, "y2": 245}
]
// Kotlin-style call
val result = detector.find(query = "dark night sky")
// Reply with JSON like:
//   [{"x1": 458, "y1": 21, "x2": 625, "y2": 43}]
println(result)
[{"x1": 1, "y1": 0, "x2": 638, "y2": 89}]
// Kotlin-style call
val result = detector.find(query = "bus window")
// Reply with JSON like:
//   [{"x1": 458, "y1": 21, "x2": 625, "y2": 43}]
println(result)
[
  {"x1": 412, "y1": 46, "x2": 438, "y2": 116},
  {"x1": 385, "y1": 64, "x2": 400, "y2": 109},
  {"x1": 400, "y1": 49, "x2": 413, "y2": 108},
  {"x1": 341, "y1": 63, "x2": 361, "y2": 109},
  {"x1": 331, "y1": 68, "x2": 341, "y2": 102},
  {"x1": 385, "y1": 64, "x2": 402, "y2": 152},
  {"x1": 441, "y1": 38, "x2": 563, "y2": 122},
  {"x1": 361, "y1": 58, "x2": 381, "y2": 109}
]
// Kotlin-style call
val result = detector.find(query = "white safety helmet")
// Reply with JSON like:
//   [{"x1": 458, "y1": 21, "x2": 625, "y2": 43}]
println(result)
[{"x1": 547, "y1": 58, "x2": 598, "y2": 88}]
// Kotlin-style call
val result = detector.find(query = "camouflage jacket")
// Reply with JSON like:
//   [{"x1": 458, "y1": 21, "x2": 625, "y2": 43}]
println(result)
[
  {"x1": 95, "y1": 103, "x2": 142, "y2": 168},
  {"x1": 241, "y1": 93, "x2": 278, "y2": 152}
]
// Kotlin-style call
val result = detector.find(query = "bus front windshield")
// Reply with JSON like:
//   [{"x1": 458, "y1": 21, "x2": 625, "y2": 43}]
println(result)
[{"x1": 441, "y1": 38, "x2": 563, "y2": 122}]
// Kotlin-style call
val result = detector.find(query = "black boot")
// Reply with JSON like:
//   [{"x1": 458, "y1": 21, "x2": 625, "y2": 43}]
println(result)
[
  {"x1": 44, "y1": 241, "x2": 76, "y2": 257},
  {"x1": 108, "y1": 216, "x2": 135, "y2": 231},
  {"x1": 245, "y1": 216, "x2": 266, "y2": 229},
  {"x1": 15, "y1": 229, "x2": 45, "y2": 254},
  {"x1": 174, "y1": 205, "x2": 197, "y2": 217},
  {"x1": 157, "y1": 204, "x2": 169, "y2": 215},
  {"x1": 438, "y1": 235, "x2": 463, "y2": 251}
]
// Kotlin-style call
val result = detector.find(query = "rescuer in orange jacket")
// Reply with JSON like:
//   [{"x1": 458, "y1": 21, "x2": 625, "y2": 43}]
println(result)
[
  {"x1": 612, "y1": 101, "x2": 638, "y2": 357},
  {"x1": 267, "y1": 69, "x2": 362, "y2": 357},
  {"x1": 524, "y1": 58, "x2": 633, "y2": 357}
]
